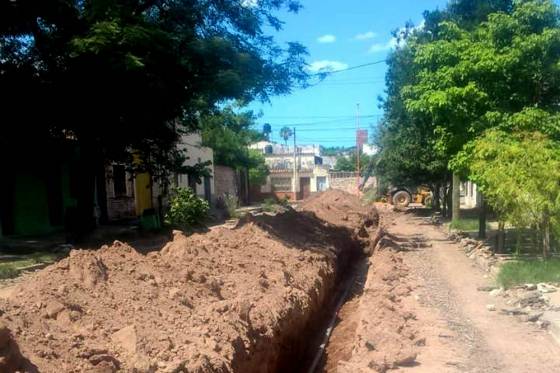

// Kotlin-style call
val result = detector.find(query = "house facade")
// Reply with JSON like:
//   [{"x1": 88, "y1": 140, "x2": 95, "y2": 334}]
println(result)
[
  {"x1": 249, "y1": 141, "x2": 330, "y2": 200},
  {"x1": 105, "y1": 133, "x2": 215, "y2": 223}
]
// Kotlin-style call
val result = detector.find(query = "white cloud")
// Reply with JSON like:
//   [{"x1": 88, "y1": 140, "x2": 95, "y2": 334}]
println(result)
[
  {"x1": 354, "y1": 31, "x2": 377, "y2": 41},
  {"x1": 317, "y1": 34, "x2": 336, "y2": 44},
  {"x1": 307, "y1": 60, "x2": 349, "y2": 73}
]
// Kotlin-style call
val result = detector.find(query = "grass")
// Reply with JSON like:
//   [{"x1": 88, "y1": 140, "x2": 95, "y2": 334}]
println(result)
[
  {"x1": 497, "y1": 259, "x2": 560, "y2": 288},
  {"x1": 449, "y1": 218, "x2": 481, "y2": 232},
  {"x1": 0, "y1": 252, "x2": 61, "y2": 280}
]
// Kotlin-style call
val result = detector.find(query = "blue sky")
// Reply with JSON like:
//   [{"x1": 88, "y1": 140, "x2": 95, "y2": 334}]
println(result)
[{"x1": 249, "y1": 0, "x2": 448, "y2": 147}]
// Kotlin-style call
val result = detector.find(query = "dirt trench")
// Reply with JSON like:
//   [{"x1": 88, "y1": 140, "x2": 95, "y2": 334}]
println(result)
[{"x1": 0, "y1": 190, "x2": 384, "y2": 373}]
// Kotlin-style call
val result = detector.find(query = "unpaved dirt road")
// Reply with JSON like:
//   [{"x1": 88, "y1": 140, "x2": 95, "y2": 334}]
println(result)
[{"x1": 388, "y1": 209, "x2": 560, "y2": 372}]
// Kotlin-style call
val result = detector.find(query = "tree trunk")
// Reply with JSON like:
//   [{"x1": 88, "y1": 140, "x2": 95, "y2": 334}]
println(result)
[
  {"x1": 496, "y1": 221, "x2": 505, "y2": 254},
  {"x1": 442, "y1": 185, "x2": 448, "y2": 217},
  {"x1": 543, "y1": 213, "x2": 551, "y2": 259},
  {"x1": 452, "y1": 173, "x2": 461, "y2": 222},
  {"x1": 478, "y1": 193, "x2": 486, "y2": 239},
  {"x1": 433, "y1": 183, "x2": 441, "y2": 211}
]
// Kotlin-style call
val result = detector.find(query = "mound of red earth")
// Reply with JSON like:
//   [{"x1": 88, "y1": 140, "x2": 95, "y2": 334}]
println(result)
[
  {"x1": 0, "y1": 192, "x2": 378, "y2": 373},
  {"x1": 299, "y1": 189, "x2": 379, "y2": 229}
]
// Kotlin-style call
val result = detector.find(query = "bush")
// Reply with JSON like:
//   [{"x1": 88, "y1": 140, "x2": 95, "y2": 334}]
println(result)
[
  {"x1": 165, "y1": 187, "x2": 209, "y2": 228},
  {"x1": 223, "y1": 194, "x2": 239, "y2": 218},
  {"x1": 262, "y1": 198, "x2": 277, "y2": 212}
]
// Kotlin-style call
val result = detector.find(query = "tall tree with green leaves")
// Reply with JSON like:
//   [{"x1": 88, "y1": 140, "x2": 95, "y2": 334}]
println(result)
[{"x1": 0, "y1": 0, "x2": 308, "y2": 230}]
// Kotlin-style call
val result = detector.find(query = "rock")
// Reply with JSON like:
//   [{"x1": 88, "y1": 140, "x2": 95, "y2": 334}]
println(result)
[
  {"x1": 111, "y1": 325, "x2": 137, "y2": 355},
  {"x1": 517, "y1": 291, "x2": 541, "y2": 307},
  {"x1": 489, "y1": 288, "x2": 504, "y2": 297},
  {"x1": 537, "y1": 283, "x2": 557, "y2": 294},
  {"x1": 365, "y1": 340, "x2": 375, "y2": 351},
  {"x1": 394, "y1": 351, "x2": 417, "y2": 367},
  {"x1": 486, "y1": 304, "x2": 496, "y2": 311},
  {"x1": 525, "y1": 284, "x2": 537, "y2": 291},
  {"x1": 527, "y1": 311, "x2": 544, "y2": 322},
  {"x1": 501, "y1": 307, "x2": 528, "y2": 316},
  {"x1": 45, "y1": 300, "x2": 65, "y2": 319},
  {"x1": 477, "y1": 286, "x2": 497, "y2": 292}
]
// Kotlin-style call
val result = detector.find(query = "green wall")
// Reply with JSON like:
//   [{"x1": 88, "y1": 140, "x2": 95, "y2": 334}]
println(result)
[{"x1": 13, "y1": 173, "x2": 53, "y2": 236}]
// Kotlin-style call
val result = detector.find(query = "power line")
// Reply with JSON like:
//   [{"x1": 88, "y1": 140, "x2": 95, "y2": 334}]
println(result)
[{"x1": 309, "y1": 59, "x2": 387, "y2": 77}]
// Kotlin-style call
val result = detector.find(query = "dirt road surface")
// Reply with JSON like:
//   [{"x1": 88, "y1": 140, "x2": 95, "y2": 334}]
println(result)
[{"x1": 384, "y1": 209, "x2": 560, "y2": 372}]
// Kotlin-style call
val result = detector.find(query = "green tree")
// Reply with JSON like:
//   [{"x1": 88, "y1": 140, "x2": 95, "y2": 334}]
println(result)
[
  {"x1": 200, "y1": 107, "x2": 269, "y2": 187},
  {"x1": 1, "y1": 0, "x2": 307, "y2": 231},
  {"x1": 279, "y1": 126, "x2": 293, "y2": 146},
  {"x1": 466, "y1": 130, "x2": 560, "y2": 257}
]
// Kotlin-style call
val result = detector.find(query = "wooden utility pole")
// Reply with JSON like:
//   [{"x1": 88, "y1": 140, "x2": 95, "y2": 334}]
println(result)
[
  {"x1": 356, "y1": 103, "x2": 361, "y2": 189},
  {"x1": 292, "y1": 127, "x2": 297, "y2": 200}
]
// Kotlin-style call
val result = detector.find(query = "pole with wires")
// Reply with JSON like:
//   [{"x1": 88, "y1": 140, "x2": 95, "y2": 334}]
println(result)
[
  {"x1": 293, "y1": 127, "x2": 297, "y2": 200},
  {"x1": 356, "y1": 103, "x2": 361, "y2": 190}
]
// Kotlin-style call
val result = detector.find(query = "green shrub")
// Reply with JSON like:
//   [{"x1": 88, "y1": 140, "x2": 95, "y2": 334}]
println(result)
[
  {"x1": 0, "y1": 264, "x2": 18, "y2": 280},
  {"x1": 223, "y1": 194, "x2": 239, "y2": 218},
  {"x1": 262, "y1": 198, "x2": 277, "y2": 212},
  {"x1": 449, "y1": 218, "x2": 480, "y2": 232},
  {"x1": 165, "y1": 187, "x2": 209, "y2": 228}
]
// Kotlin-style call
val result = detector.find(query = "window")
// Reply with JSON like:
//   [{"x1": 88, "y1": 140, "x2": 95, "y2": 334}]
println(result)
[
  {"x1": 113, "y1": 165, "x2": 127, "y2": 197},
  {"x1": 265, "y1": 145, "x2": 273, "y2": 154},
  {"x1": 271, "y1": 177, "x2": 292, "y2": 192},
  {"x1": 317, "y1": 176, "x2": 327, "y2": 192}
]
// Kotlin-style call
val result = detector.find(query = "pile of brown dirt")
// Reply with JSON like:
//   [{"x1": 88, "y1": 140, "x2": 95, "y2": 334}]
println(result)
[
  {"x1": 299, "y1": 189, "x2": 378, "y2": 230},
  {"x1": 335, "y1": 236, "x2": 422, "y2": 373},
  {"x1": 0, "y1": 205, "x2": 373, "y2": 372}
]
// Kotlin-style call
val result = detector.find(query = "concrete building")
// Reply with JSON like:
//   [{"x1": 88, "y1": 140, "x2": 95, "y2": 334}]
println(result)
[
  {"x1": 461, "y1": 180, "x2": 480, "y2": 208},
  {"x1": 105, "y1": 132, "x2": 215, "y2": 222},
  {"x1": 176, "y1": 133, "x2": 215, "y2": 202},
  {"x1": 249, "y1": 141, "x2": 330, "y2": 200}
]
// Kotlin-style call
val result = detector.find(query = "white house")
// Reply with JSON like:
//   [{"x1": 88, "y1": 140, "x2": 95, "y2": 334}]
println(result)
[
  {"x1": 249, "y1": 141, "x2": 330, "y2": 200},
  {"x1": 177, "y1": 133, "x2": 215, "y2": 202}
]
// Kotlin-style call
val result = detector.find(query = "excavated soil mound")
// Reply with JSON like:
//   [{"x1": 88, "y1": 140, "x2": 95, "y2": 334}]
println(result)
[
  {"x1": 0, "y1": 205, "x2": 373, "y2": 373},
  {"x1": 299, "y1": 189, "x2": 378, "y2": 230},
  {"x1": 336, "y1": 236, "x2": 422, "y2": 373}
]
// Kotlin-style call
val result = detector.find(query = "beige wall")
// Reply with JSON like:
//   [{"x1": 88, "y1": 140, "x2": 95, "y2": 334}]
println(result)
[{"x1": 177, "y1": 133, "x2": 215, "y2": 199}]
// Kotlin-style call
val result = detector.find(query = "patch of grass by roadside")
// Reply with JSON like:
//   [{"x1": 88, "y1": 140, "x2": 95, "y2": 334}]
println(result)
[
  {"x1": 497, "y1": 259, "x2": 560, "y2": 288},
  {"x1": 0, "y1": 252, "x2": 61, "y2": 280},
  {"x1": 449, "y1": 218, "x2": 481, "y2": 232}
]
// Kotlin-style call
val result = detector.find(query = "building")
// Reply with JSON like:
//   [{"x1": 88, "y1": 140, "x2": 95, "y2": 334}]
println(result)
[
  {"x1": 461, "y1": 180, "x2": 480, "y2": 208},
  {"x1": 105, "y1": 133, "x2": 215, "y2": 223},
  {"x1": 249, "y1": 141, "x2": 330, "y2": 200}
]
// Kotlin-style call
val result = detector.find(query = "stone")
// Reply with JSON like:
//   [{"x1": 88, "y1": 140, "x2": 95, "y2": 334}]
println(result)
[
  {"x1": 517, "y1": 291, "x2": 541, "y2": 307},
  {"x1": 365, "y1": 340, "x2": 375, "y2": 351},
  {"x1": 486, "y1": 304, "x2": 496, "y2": 311},
  {"x1": 500, "y1": 307, "x2": 528, "y2": 316},
  {"x1": 538, "y1": 283, "x2": 557, "y2": 294},
  {"x1": 527, "y1": 311, "x2": 544, "y2": 322},
  {"x1": 477, "y1": 286, "x2": 497, "y2": 292},
  {"x1": 111, "y1": 325, "x2": 137, "y2": 355},
  {"x1": 45, "y1": 300, "x2": 65, "y2": 319},
  {"x1": 489, "y1": 288, "x2": 504, "y2": 297},
  {"x1": 525, "y1": 284, "x2": 537, "y2": 291}
]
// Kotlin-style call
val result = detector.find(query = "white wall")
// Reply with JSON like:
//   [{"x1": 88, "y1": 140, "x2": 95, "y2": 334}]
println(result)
[{"x1": 177, "y1": 133, "x2": 215, "y2": 199}]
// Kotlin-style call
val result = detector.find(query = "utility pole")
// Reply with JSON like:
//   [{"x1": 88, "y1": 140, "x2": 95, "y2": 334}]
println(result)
[
  {"x1": 356, "y1": 103, "x2": 361, "y2": 189},
  {"x1": 292, "y1": 127, "x2": 297, "y2": 200}
]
